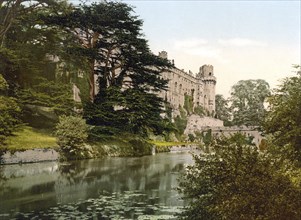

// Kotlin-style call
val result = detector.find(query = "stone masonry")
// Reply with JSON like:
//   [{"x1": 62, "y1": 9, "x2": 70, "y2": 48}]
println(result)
[{"x1": 157, "y1": 51, "x2": 217, "y2": 114}]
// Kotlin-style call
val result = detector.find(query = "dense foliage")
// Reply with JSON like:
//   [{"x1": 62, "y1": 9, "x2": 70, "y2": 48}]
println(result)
[
  {"x1": 179, "y1": 133, "x2": 301, "y2": 220},
  {"x1": 45, "y1": 1, "x2": 172, "y2": 136},
  {"x1": 0, "y1": 0, "x2": 77, "y2": 129},
  {"x1": 0, "y1": 74, "x2": 21, "y2": 146},
  {"x1": 264, "y1": 67, "x2": 301, "y2": 156},
  {"x1": 0, "y1": 0, "x2": 73, "y2": 88},
  {"x1": 55, "y1": 115, "x2": 90, "y2": 160},
  {"x1": 1, "y1": 1, "x2": 171, "y2": 142},
  {"x1": 230, "y1": 79, "x2": 270, "y2": 126},
  {"x1": 215, "y1": 94, "x2": 231, "y2": 125},
  {"x1": 18, "y1": 77, "x2": 75, "y2": 116}
]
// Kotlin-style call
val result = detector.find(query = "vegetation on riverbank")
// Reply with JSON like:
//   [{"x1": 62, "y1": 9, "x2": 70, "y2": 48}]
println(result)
[
  {"x1": 179, "y1": 133, "x2": 301, "y2": 220},
  {"x1": 179, "y1": 67, "x2": 301, "y2": 220},
  {"x1": 0, "y1": 1, "x2": 176, "y2": 159},
  {"x1": 1, "y1": 0, "x2": 301, "y2": 219},
  {"x1": 3, "y1": 126, "x2": 57, "y2": 151}
]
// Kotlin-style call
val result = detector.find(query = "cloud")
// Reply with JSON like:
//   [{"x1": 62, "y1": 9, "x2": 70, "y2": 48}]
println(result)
[
  {"x1": 174, "y1": 38, "x2": 208, "y2": 50},
  {"x1": 184, "y1": 47, "x2": 222, "y2": 58},
  {"x1": 173, "y1": 38, "x2": 223, "y2": 60},
  {"x1": 218, "y1": 38, "x2": 267, "y2": 47}
]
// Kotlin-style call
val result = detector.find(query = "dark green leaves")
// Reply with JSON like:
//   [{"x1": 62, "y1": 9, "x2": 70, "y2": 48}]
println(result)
[
  {"x1": 230, "y1": 79, "x2": 270, "y2": 126},
  {"x1": 179, "y1": 133, "x2": 301, "y2": 220},
  {"x1": 264, "y1": 68, "x2": 301, "y2": 154}
]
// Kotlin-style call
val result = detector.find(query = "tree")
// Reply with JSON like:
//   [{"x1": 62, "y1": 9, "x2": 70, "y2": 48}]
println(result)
[
  {"x1": 215, "y1": 94, "x2": 231, "y2": 125},
  {"x1": 0, "y1": 1, "x2": 79, "y2": 130},
  {"x1": 178, "y1": 133, "x2": 301, "y2": 220},
  {"x1": 47, "y1": 2, "x2": 172, "y2": 135},
  {"x1": 0, "y1": 74, "x2": 21, "y2": 146},
  {"x1": 0, "y1": 0, "x2": 74, "y2": 88},
  {"x1": 55, "y1": 115, "x2": 90, "y2": 160},
  {"x1": 17, "y1": 77, "x2": 75, "y2": 116},
  {"x1": 264, "y1": 66, "x2": 301, "y2": 155},
  {"x1": 0, "y1": 0, "x2": 71, "y2": 45},
  {"x1": 46, "y1": 1, "x2": 170, "y2": 101},
  {"x1": 229, "y1": 79, "x2": 270, "y2": 126}
]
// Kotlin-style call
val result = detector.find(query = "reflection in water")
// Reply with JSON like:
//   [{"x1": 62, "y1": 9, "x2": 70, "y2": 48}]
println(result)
[{"x1": 0, "y1": 152, "x2": 195, "y2": 219}]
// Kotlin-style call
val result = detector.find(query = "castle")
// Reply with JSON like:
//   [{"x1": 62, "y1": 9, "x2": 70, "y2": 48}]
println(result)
[
  {"x1": 157, "y1": 51, "x2": 217, "y2": 114},
  {"x1": 73, "y1": 50, "x2": 217, "y2": 115}
]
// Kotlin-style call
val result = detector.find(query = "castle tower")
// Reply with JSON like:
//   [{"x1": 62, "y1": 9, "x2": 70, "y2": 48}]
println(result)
[
  {"x1": 158, "y1": 51, "x2": 168, "y2": 59},
  {"x1": 198, "y1": 65, "x2": 216, "y2": 114}
]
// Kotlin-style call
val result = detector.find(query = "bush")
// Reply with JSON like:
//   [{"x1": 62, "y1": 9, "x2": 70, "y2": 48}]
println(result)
[
  {"x1": 178, "y1": 133, "x2": 301, "y2": 220},
  {"x1": 55, "y1": 115, "x2": 89, "y2": 160},
  {"x1": 0, "y1": 74, "x2": 21, "y2": 146},
  {"x1": 194, "y1": 105, "x2": 206, "y2": 117}
]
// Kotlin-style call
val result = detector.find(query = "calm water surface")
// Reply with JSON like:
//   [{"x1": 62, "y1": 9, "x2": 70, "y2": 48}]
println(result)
[{"x1": 0, "y1": 152, "x2": 195, "y2": 219}]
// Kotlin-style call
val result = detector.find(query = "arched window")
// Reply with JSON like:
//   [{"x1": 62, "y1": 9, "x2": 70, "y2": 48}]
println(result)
[{"x1": 175, "y1": 82, "x2": 177, "y2": 92}]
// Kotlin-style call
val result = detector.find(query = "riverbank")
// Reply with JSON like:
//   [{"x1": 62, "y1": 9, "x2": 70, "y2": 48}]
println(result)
[
  {"x1": 0, "y1": 126, "x2": 199, "y2": 165},
  {"x1": 1, "y1": 149, "x2": 59, "y2": 164},
  {"x1": 0, "y1": 143, "x2": 199, "y2": 165}
]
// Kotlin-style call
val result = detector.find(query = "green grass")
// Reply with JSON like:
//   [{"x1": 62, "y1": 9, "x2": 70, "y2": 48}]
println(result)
[
  {"x1": 4, "y1": 126, "x2": 58, "y2": 151},
  {"x1": 148, "y1": 140, "x2": 193, "y2": 147}
]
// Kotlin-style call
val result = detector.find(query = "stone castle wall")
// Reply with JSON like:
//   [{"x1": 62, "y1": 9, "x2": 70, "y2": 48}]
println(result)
[
  {"x1": 157, "y1": 51, "x2": 216, "y2": 114},
  {"x1": 211, "y1": 126, "x2": 263, "y2": 147},
  {"x1": 184, "y1": 115, "x2": 224, "y2": 135},
  {"x1": 72, "y1": 51, "x2": 217, "y2": 116}
]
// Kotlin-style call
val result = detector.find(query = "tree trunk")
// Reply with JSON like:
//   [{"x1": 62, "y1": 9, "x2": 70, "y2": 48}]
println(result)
[{"x1": 88, "y1": 61, "x2": 95, "y2": 102}]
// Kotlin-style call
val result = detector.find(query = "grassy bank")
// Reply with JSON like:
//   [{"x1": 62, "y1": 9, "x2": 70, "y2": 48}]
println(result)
[
  {"x1": 3, "y1": 126, "x2": 58, "y2": 151},
  {"x1": 90, "y1": 133, "x2": 153, "y2": 157},
  {"x1": 148, "y1": 140, "x2": 190, "y2": 147},
  {"x1": 148, "y1": 140, "x2": 197, "y2": 153},
  {"x1": 2, "y1": 127, "x2": 199, "y2": 158}
]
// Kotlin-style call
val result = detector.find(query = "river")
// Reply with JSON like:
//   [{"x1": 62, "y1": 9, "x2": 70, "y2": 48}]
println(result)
[{"x1": 0, "y1": 152, "x2": 195, "y2": 219}]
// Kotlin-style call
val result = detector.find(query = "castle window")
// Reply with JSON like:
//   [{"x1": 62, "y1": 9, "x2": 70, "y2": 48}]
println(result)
[
  {"x1": 209, "y1": 72, "x2": 212, "y2": 76},
  {"x1": 191, "y1": 89, "x2": 195, "y2": 97},
  {"x1": 175, "y1": 82, "x2": 177, "y2": 92}
]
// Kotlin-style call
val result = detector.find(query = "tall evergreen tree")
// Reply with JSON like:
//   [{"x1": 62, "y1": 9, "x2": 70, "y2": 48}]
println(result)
[
  {"x1": 0, "y1": 0, "x2": 78, "y2": 126},
  {"x1": 47, "y1": 2, "x2": 172, "y2": 135},
  {"x1": 0, "y1": 0, "x2": 74, "y2": 87}
]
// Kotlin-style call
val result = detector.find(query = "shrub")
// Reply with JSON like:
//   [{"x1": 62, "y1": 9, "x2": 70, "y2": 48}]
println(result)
[
  {"x1": 55, "y1": 115, "x2": 89, "y2": 160},
  {"x1": 0, "y1": 74, "x2": 21, "y2": 146},
  {"x1": 194, "y1": 105, "x2": 206, "y2": 117},
  {"x1": 188, "y1": 134, "x2": 195, "y2": 142},
  {"x1": 178, "y1": 133, "x2": 301, "y2": 220},
  {"x1": 184, "y1": 94, "x2": 193, "y2": 115}
]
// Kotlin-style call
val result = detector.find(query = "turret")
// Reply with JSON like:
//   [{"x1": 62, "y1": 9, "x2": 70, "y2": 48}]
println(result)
[
  {"x1": 198, "y1": 65, "x2": 216, "y2": 115},
  {"x1": 199, "y1": 65, "x2": 214, "y2": 77},
  {"x1": 158, "y1": 51, "x2": 168, "y2": 59}
]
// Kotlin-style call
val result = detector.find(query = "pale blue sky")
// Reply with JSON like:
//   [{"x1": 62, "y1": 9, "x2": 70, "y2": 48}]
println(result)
[
  {"x1": 123, "y1": 0, "x2": 301, "y2": 96},
  {"x1": 71, "y1": 0, "x2": 301, "y2": 96}
]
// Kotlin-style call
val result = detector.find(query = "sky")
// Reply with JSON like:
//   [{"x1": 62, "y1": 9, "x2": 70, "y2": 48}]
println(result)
[
  {"x1": 121, "y1": 0, "x2": 301, "y2": 97},
  {"x1": 71, "y1": 0, "x2": 300, "y2": 97}
]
